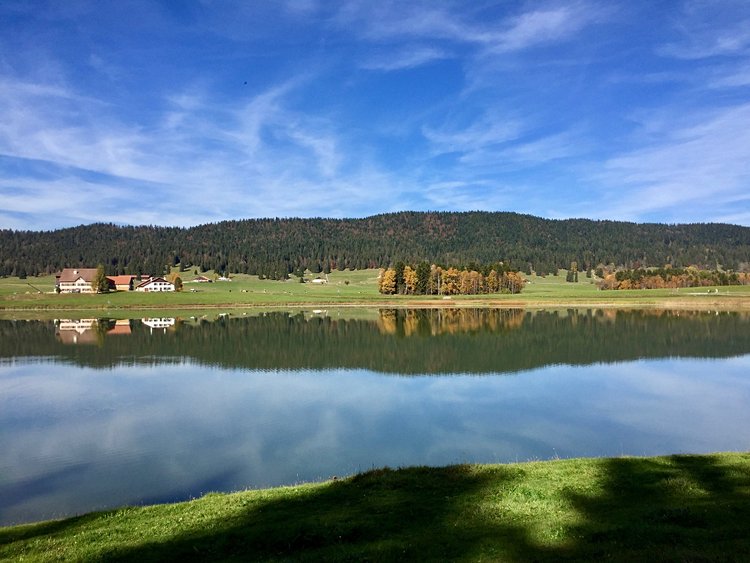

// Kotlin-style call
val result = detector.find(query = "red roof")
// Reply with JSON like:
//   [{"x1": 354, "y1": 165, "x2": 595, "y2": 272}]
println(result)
[{"x1": 108, "y1": 275, "x2": 136, "y2": 285}]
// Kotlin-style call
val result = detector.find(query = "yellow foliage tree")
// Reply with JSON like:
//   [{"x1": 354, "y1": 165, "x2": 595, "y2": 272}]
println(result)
[
  {"x1": 486, "y1": 269, "x2": 499, "y2": 293},
  {"x1": 379, "y1": 268, "x2": 397, "y2": 294},
  {"x1": 403, "y1": 265, "x2": 418, "y2": 295}
]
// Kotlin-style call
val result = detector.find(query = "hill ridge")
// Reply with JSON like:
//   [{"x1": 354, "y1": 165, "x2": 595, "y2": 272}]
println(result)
[{"x1": 2, "y1": 211, "x2": 749, "y2": 277}]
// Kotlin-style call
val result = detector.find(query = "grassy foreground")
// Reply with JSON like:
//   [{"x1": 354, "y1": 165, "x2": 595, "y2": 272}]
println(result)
[{"x1": 2, "y1": 453, "x2": 749, "y2": 562}]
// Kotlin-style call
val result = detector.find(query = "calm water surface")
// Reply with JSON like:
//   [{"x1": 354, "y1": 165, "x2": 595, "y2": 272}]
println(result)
[{"x1": 1, "y1": 309, "x2": 749, "y2": 525}]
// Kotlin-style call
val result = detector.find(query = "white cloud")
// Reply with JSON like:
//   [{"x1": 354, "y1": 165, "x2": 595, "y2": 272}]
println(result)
[
  {"x1": 360, "y1": 46, "x2": 452, "y2": 71},
  {"x1": 334, "y1": 2, "x2": 468, "y2": 43},
  {"x1": 283, "y1": 0, "x2": 319, "y2": 18},
  {"x1": 486, "y1": 3, "x2": 607, "y2": 54},
  {"x1": 658, "y1": 1, "x2": 750, "y2": 59},
  {"x1": 0, "y1": 70, "x2": 410, "y2": 228},
  {"x1": 708, "y1": 65, "x2": 750, "y2": 88},
  {"x1": 462, "y1": 131, "x2": 585, "y2": 168},
  {"x1": 585, "y1": 103, "x2": 750, "y2": 223},
  {"x1": 422, "y1": 112, "x2": 523, "y2": 157},
  {"x1": 336, "y1": 1, "x2": 608, "y2": 62},
  {"x1": 421, "y1": 179, "x2": 513, "y2": 211}
]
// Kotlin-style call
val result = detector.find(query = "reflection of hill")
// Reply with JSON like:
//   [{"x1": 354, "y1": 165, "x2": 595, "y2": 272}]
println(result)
[{"x1": 1, "y1": 309, "x2": 749, "y2": 375}]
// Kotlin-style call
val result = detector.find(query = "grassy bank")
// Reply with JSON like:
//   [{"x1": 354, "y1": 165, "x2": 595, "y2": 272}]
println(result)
[
  {"x1": 2, "y1": 269, "x2": 750, "y2": 314},
  {"x1": 2, "y1": 453, "x2": 749, "y2": 561}
]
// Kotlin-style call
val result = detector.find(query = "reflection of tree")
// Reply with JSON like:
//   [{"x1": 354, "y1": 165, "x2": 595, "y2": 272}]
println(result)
[
  {"x1": 2, "y1": 310, "x2": 750, "y2": 375},
  {"x1": 94, "y1": 318, "x2": 115, "y2": 347},
  {"x1": 377, "y1": 309, "x2": 526, "y2": 337}
]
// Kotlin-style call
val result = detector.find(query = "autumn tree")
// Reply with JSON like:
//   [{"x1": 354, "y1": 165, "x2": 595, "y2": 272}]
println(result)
[
  {"x1": 486, "y1": 269, "x2": 499, "y2": 293},
  {"x1": 566, "y1": 261, "x2": 578, "y2": 283},
  {"x1": 403, "y1": 265, "x2": 418, "y2": 295},
  {"x1": 429, "y1": 265, "x2": 442, "y2": 295},
  {"x1": 441, "y1": 268, "x2": 460, "y2": 295},
  {"x1": 502, "y1": 271, "x2": 525, "y2": 294},
  {"x1": 379, "y1": 268, "x2": 397, "y2": 294}
]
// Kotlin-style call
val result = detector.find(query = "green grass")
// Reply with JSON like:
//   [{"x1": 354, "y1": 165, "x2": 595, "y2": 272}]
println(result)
[
  {"x1": 1, "y1": 270, "x2": 749, "y2": 314},
  {"x1": 2, "y1": 453, "x2": 749, "y2": 561},
  {"x1": 0, "y1": 270, "x2": 384, "y2": 311}
]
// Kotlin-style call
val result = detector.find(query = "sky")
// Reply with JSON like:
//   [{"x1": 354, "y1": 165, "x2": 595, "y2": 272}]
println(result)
[{"x1": 1, "y1": 0, "x2": 750, "y2": 231}]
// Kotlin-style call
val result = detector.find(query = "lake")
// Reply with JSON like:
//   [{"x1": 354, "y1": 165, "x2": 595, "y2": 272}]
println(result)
[{"x1": 1, "y1": 308, "x2": 749, "y2": 526}]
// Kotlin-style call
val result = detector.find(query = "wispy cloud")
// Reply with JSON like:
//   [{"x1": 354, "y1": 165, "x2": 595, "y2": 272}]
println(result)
[
  {"x1": 422, "y1": 112, "x2": 523, "y2": 158},
  {"x1": 0, "y1": 68, "x2": 414, "y2": 228},
  {"x1": 421, "y1": 179, "x2": 514, "y2": 211},
  {"x1": 2, "y1": 1, "x2": 750, "y2": 230},
  {"x1": 707, "y1": 64, "x2": 750, "y2": 88},
  {"x1": 658, "y1": 1, "x2": 750, "y2": 59},
  {"x1": 360, "y1": 46, "x2": 452, "y2": 71},
  {"x1": 333, "y1": 1, "x2": 469, "y2": 43},
  {"x1": 486, "y1": 3, "x2": 608, "y2": 54},
  {"x1": 585, "y1": 102, "x2": 750, "y2": 223},
  {"x1": 336, "y1": 1, "x2": 608, "y2": 63}
]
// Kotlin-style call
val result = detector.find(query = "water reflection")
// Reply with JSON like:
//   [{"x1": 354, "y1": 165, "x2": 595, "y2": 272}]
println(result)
[
  {"x1": 1, "y1": 309, "x2": 750, "y2": 526},
  {"x1": 55, "y1": 318, "x2": 170, "y2": 344},
  {"x1": 2, "y1": 309, "x2": 750, "y2": 374}
]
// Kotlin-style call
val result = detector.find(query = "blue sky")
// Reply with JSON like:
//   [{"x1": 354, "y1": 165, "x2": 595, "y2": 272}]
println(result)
[{"x1": 1, "y1": 1, "x2": 750, "y2": 230}]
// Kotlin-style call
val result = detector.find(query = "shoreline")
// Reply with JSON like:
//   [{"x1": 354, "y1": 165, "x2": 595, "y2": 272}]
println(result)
[{"x1": 1, "y1": 295, "x2": 749, "y2": 316}]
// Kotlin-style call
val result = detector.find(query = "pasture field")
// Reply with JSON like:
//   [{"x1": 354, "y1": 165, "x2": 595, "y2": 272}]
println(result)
[{"x1": 1, "y1": 269, "x2": 749, "y2": 314}]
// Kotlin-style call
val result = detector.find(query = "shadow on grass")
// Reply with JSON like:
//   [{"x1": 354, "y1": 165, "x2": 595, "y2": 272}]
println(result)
[
  {"x1": 3, "y1": 454, "x2": 750, "y2": 561},
  {"x1": 563, "y1": 454, "x2": 750, "y2": 561},
  {"x1": 98, "y1": 464, "x2": 544, "y2": 562}
]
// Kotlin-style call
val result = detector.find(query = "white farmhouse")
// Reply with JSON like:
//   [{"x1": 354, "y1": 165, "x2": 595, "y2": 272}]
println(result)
[
  {"x1": 56, "y1": 268, "x2": 114, "y2": 293},
  {"x1": 135, "y1": 277, "x2": 175, "y2": 292}
]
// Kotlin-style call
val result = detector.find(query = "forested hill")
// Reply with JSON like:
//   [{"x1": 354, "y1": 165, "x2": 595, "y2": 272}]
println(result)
[{"x1": 2, "y1": 212, "x2": 749, "y2": 277}]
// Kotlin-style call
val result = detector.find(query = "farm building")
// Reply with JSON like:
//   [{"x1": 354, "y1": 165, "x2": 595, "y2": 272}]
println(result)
[
  {"x1": 108, "y1": 275, "x2": 136, "y2": 291},
  {"x1": 135, "y1": 277, "x2": 175, "y2": 292},
  {"x1": 56, "y1": 269, "x2": 114, "y2": 293}
]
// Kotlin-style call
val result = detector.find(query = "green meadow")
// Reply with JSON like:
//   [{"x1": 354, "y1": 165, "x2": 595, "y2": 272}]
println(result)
[
  {"x1": 1, "y1": 269, "x2": 749, "y2": 314},
  {"x1": 2, "y1": 453, "x2": 749, "y2": 562}
]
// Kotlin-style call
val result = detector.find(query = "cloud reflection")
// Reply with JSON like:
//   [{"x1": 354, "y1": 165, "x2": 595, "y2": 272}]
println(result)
[{"x1": 1, "y1": 356, "x2": 750, "y2": 525}]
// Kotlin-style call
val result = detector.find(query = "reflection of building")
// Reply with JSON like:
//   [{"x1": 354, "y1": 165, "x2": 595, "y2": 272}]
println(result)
[
  {"x1": 108, "y1": 319, "x2": 132, "y2": 335},
  {"x1": 55, "y1": 319, "x2": 133, "y2": 343},
  {"x1": 55, "y1": 319, "x2": 98, "y2": 345},
  {"x1": 142, "y1": 318, "x2": 176, "y2": 333}
]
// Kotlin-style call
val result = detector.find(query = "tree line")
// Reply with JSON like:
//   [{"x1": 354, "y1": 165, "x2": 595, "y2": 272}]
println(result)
[
  {"x1": 1, "y1": 212, "x2": 749, "y2": 278},
  {"x1": 597, "y1": 266, "x2": 750, "y2": 290},
  {"x1": 378, "y1": 262, "x2": 525, "y2": 295}
]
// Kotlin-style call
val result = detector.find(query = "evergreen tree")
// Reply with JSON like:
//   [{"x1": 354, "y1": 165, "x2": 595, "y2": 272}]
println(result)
[
  {"x1": 415, "y1": 262, "x2": 431, "y2": 294},
  {"x1": 394, "y1": 261, "x2": 405, "y2": 294},
  {"x1": 93, "y1": 264, "x2": 110, "y2": 293}
]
